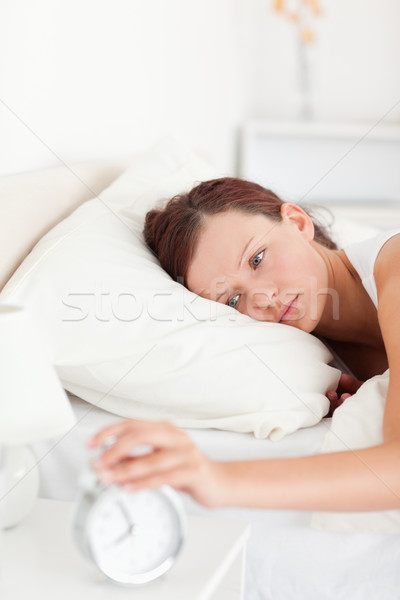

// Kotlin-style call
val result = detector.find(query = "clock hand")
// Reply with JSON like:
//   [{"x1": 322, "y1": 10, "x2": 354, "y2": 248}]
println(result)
[
  {"x1": 106, "y1": 529, "x2": 132, "y2": 549},
  {"x1": 103, "y1": 500, "x2": 138, "y2": 549},
  {"x1": 107, "y1": 521, "x2": 140, "y2": 549},
  {"x1": 117, "y1": 499, "x2": 135, "y2": 532}
]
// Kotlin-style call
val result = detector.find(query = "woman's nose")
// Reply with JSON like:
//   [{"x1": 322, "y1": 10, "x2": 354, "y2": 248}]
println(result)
[{"x1": 247, "y1": 285, "x2": 279, "y2": 315}]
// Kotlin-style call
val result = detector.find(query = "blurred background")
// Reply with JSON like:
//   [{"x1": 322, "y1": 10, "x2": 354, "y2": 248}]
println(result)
[{"x1": 1, "y1": 0, "x2": 399, "y2": 205}]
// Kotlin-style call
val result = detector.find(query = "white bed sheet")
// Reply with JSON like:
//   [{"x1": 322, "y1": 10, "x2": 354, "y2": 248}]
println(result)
[{"x1": 31, "y1": 395, "x2": 400, "y2": 600}]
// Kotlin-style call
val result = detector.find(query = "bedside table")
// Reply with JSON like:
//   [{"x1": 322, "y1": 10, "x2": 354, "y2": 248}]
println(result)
[{"x1": 1, "y1": 498, "x2": 250, "y2": 600}]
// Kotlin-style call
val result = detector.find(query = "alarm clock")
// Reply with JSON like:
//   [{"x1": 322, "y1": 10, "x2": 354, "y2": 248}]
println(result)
[{"x1": 72, "y1": 461, "x2": 186, "y2": 585}]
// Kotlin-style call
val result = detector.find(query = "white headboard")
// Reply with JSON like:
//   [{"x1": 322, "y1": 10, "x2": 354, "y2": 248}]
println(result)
[{"x1": 240, "y1": 121, "x2": 400, "y2": 205}]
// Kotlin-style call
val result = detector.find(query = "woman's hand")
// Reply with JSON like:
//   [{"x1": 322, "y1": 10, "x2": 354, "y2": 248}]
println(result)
[
  {"x1": 326, "y1": 373, "x2": 364, "y2": 417},
  {"x1": 88, "y1": 420, "x2": 228, "y2": 508}
]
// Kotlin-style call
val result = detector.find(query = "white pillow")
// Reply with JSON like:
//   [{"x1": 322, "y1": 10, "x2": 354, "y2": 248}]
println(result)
[{"x1": 1, "y1": 137, "x2": 340, "y2": 440}]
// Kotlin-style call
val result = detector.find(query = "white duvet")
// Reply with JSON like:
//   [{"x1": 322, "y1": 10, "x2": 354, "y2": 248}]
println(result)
[{"x1": 311, "y1": 369, "x2": 400, "y2": 533}]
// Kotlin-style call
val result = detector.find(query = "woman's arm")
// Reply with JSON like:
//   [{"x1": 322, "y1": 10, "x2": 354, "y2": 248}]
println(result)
[
  {"x1": 89, "y1": 422, "x2": 400, "y2": 512},
  {"x1": 374, "y1": 233, "x2": 400, "y2": 443},
  {"x1": 89, "y1": 236, "x2": 400, "y2": 513},
  {"x1": 89, "y1": 418, "x2": 400, "y2": 511}
]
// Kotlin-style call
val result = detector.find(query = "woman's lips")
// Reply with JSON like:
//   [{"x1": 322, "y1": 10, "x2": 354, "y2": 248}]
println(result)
[{"x1": 279, "y1": 296, "x2": 298, "y2": 322}]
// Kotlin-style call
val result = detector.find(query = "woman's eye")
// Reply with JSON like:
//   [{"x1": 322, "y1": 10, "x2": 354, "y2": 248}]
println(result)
[
  {"x1": 251, "y1": 250, "x2": 264, "y2": 268},
  {"x1": 227, "y1": 294, "x2": 240, "y2": 309}
]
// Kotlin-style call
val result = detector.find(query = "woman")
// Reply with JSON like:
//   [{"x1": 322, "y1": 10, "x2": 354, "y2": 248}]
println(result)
[{"x1": 90, "y1": 178, "x2": 400, "y2": 512}]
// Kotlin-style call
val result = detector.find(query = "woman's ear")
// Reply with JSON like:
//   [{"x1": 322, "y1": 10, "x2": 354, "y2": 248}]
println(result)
[{"x1": 280, "y1": 203, "x2": 314, "y2": 241}]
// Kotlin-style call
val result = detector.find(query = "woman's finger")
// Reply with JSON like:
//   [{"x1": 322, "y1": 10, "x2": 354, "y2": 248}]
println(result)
[
  {"x1": 88, "y1": 419, "x2": 139, "y2": 447},
  {"x1": 89, "y1": 419, "x2": 184, "y2": 451},
  {"x1": 339, "y1": 373, "x2": 364, "y2": 394},
  {"x1": 95, "y1": 446, "x2": 192, "y2": 485},
  {"x1": 122, "y1": 470, "x2": 189, "y2": 493},
  {"x1": 92, "y1": 423, "x2": 190, "y2": 469}
]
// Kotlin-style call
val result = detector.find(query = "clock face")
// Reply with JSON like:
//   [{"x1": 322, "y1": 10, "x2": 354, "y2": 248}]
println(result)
[{"x1": 84, "y1": 485, "x2": 185, "y2": 584}]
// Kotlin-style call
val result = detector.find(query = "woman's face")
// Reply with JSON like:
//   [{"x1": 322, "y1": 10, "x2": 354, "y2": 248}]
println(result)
[{"x1": 186, "y1": 204, "x2": 330, "y2": 333}]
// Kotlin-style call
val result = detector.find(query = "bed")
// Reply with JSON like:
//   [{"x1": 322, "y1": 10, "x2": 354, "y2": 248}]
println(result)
[{"x1": 2, "y1": 138, "x2": 400, "y2": 600}]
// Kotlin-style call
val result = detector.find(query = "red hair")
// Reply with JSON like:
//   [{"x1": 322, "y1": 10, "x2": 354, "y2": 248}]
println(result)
[{"x1": 143, "y1": 177, "x2": 336, "y2": 285}]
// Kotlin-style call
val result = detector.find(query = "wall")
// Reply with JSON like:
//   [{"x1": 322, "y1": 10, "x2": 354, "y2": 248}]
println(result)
[
  {"x1": 0, "y1": 0, "x2": 399, "y2": 176},
  {"x1": 239, "y1": 0, "x2": 400, "y2": 123},
  {"x1": 0, "y1": 0, "x2": 244, "y2": 175}
]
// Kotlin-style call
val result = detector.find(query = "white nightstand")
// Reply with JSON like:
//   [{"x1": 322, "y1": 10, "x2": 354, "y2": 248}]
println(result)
[{"x1": 1, "y1": 498, "x2": 250, "y2": 600}]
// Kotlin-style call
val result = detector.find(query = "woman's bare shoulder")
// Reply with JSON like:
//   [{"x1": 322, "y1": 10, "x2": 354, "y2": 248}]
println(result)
[{"x1": 374, "y1": 232, "x2": 400, "y2": 287}]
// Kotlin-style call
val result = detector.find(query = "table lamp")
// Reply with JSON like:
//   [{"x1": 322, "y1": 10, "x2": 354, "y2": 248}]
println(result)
[{"x1": 0, "y1": 304, "x2": 76, "y2": 529}]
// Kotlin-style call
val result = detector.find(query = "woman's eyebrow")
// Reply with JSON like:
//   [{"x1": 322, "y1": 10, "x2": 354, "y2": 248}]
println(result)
[{"x1": 239, "y1": 237, "x2": 255, "y2": 268}]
